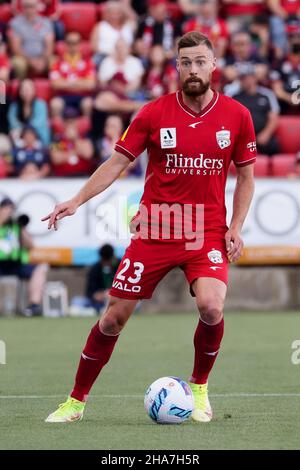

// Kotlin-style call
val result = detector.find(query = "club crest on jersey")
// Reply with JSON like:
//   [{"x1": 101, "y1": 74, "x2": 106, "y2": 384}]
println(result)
[
  {"x1": 208, "y1": 249, "x2": 223, "y2": 264},
  {"x1": 160, "y1": 128, "x2": 177, "y2": 148},
  {"x1": 216, "y1": 130, "x2": 231, "y2": 150}
]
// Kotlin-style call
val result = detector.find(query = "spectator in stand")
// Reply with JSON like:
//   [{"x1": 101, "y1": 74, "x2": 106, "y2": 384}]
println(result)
[
  {"x1": 50, "y1": 31, "x2": 96, "y2": 119},
  {"x1": 223, "y1": 31, "x2": 268, "y2": 95},
  {"x1": 183, "y1": 0, "x2": 229, "y2": 59},
  {"x1": 270, "y1": 33, "x2": 300, "y2": 113},
  {"x1": 91, "y1": 74, "x2": 145, "y2": 147},
  {"x1": 98, "y1": 114, "x2": 124, "y2": 164},
  {"x1": 134, "y1": 0, "x2": 182, "y2": 63},
  {"x1": 144, "y1": 44, "x2": 178, "y2": 99},
  {"x1": 50, "y1": 118, "x2": 94, "y2": 177},
  {"x1": 8, "y1": 79, "x2": 50, "y2": 147},
  {"x1": 98, "y1": 39, "x2": 144, "y2": 99},
  {"x1": 12, "y1": 126, "x2": 50, "y2": 180},
  {"x1": 248, "y1": 14, "x2": 270, "y2": 60},
  {"x1": 232, "y1": 66, "x2": 280, "y2": 156},
  {"x1": 91, "y1": 0, "x2": 137, "y2": 67},
  {"x1": 96, "y1": 113, "x2": 142, "y2": 176},
  {"x1": 12, "y1": 0, "x2": 64, "y2": 40},
  {"x1": 221, "y1": 0, "x2": 266, "y2": 33},
  {"x1": 268, "y1": 0, "x2": 300, "y2": 59},
  {"x1": 85, "y1": 244, "x2": 120, "y2": 314},
  {"x1": 9, "y1": 0, "x2": 54, "y2": 79}
]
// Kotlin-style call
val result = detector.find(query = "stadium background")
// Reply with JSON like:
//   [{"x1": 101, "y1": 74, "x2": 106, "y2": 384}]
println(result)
[{"x1": 0, "y1": 0, "x2": 300, "y2": 451}]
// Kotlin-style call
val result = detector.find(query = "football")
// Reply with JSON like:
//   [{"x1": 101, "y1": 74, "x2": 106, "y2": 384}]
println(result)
[{"x1": 144, "y1": 376, "x2": 194, "y2": 424}]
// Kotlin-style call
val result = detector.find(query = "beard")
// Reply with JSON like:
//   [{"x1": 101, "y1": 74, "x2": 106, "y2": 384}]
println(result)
[{"x1": 182, "y1": 77, "x2": 210, "y2": 96}]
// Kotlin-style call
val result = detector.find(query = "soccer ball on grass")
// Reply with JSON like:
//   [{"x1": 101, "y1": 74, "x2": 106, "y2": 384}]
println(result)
[{"x1": 144, "y1": 376, "x2": 194, "y2": 424}]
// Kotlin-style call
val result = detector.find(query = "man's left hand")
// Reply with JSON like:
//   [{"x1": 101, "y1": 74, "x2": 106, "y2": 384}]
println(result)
[{"x1": 225, "y1": 228, "x2": 244, "y2": 263}]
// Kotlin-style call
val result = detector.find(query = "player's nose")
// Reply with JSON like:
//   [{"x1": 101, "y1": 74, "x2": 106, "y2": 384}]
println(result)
[{"x1": 189, "y1": 64, "x2": 198, "y2": 74}]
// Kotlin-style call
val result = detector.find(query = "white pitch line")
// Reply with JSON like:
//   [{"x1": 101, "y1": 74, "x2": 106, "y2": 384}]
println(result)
[{"x1": 0, "y1": 393, "x2": 300, "y2": 399}]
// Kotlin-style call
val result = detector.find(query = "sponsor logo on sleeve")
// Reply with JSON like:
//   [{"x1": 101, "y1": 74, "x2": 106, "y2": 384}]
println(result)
[{"x1": 247, "y1": 141, "x2": 257, "y2": 152}]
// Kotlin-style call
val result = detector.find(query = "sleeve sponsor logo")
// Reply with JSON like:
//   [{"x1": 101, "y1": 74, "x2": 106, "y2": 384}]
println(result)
[{"x1": 247, "y1": 141, "x2": 257, "y2": 152}]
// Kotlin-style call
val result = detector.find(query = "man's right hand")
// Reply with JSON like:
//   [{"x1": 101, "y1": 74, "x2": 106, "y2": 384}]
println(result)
[{"x1": 41, "y1": 198, "x2": 80, "y2": 230}]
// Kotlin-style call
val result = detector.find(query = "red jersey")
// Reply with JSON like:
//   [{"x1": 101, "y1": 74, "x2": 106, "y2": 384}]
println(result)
[
  {"x1": 115, "y1": 91, "x2": 256, "y2": 240},
  {"x1": 50, "y1": 54, "x2": 95, "y2": 95},
  {"x1": 51, "y1": 139, "x2": 94, "y2": 177}
]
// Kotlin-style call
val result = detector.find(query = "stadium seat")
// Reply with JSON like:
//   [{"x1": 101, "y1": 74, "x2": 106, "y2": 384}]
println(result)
[
  {"x1": 55, "y1": 40, "x2": 92, "y2": 59},
  {"x1": 271, "y1": 154, "x2": 296, "y2": 177},
  {"x1": 0, "y1": 4, "x2": 12, "y2": 23},
  {"x1": 60, "y1": 3, "x2": 98, "y2": 40},
  {"x1": 9, "y1": 79, "x2": 52, "y2": 102},
  {"x1": 229, "y1": 155, "x2": 270, "y2": 177},
  {"x1": 276, "y1": 116, "x2": 300, "y2": 154}
]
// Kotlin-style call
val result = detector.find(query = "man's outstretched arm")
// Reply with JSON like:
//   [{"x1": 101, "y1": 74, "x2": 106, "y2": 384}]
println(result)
[
  {"x1": 42, "y1": 152, "x2": 130, "y2": 230},
  {"x1": 225, "y1": 163, "x2": 255, "y2": 262}
]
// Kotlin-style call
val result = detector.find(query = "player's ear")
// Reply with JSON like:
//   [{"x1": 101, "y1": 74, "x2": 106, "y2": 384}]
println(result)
[
  {"x1": 212, "y1": 56, "x2": 217, "y2": 72},
  {"x1": 176, "y1": 58, "x2": 180, "y2": 72}
]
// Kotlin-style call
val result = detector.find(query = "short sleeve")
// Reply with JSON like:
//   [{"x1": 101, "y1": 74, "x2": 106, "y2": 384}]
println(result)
[
  {"x1": 115, "y1": 103, "x2": 152, "y2": 161},
  {"x1": 232, "y1": 108, "x2": 257, "y2": 167}
]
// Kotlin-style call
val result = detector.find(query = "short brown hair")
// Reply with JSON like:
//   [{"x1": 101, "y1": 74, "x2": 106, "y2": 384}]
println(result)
[{"x1": 177, "y1": 31, "x2": 214, "y2": 54}]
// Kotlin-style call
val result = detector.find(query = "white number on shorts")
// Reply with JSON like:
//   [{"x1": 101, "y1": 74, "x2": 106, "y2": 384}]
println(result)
[
  {"x1": 128, "y1": 262, "x2": 144, "y2": 284},
  {"x1": 116, "y1": 258, "x2": 144, "y2": 284},
  {"x1": 116, "y1": 258, "x2": 131, "y2": 281}
]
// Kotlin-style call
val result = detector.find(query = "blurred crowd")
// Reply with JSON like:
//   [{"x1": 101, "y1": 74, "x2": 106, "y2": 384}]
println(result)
[{"x1": 0, "y1": 0, "x2": 299, "y2": 180}]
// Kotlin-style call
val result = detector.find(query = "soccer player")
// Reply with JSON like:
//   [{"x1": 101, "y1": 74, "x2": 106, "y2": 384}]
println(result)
[{"x1": 43, "y1": 32, "x2": 256, "y2": 423}]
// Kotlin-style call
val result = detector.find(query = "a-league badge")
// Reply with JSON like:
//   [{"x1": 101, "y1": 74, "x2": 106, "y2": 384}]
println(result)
[
  {"x1": 216, "y1": 130, "x2": 231, "y2": 149},
  {"x1": 160, "y1": 128, "x2": 177, "y2": 148}
]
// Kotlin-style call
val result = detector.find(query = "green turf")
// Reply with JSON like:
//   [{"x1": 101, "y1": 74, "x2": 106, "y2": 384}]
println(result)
[{"x1": 0, "y1": 312, "x2": 300, "y2": 450}]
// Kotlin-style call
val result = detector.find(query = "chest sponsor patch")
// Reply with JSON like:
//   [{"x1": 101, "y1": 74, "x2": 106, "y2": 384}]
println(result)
[
  {"x1": 216, "y1": 130, "x2": 231, "y2": 150},
  {"x1": 160, "y1": 128, "x2": 177, "y2": 148}
]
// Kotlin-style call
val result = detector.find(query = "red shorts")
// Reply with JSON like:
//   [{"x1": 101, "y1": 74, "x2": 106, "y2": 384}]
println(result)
[{"x1": 109, "y1": 237, "x2": 228, "y2": 300}]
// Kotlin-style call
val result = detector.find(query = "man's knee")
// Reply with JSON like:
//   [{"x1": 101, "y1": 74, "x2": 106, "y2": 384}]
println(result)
[
  {"x1": 100, "y1": 300, "x2": 135, "y2": 335},
  {"x1": 196, "y1": 296, "x2": 224, "y2": 325}
]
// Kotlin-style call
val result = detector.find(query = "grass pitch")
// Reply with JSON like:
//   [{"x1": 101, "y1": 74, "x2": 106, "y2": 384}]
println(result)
[{"x1": 0, "y1": 312, "x2": 299, "y2": 450}]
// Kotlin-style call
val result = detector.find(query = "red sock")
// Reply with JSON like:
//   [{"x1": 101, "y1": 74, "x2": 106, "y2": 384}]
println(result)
[
  {"x1": 70, "y1": 323, "x2": 119, "y2": 402},
  {"x1": 190, "y1": 317, "x2": 224, "y2": 385}
]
